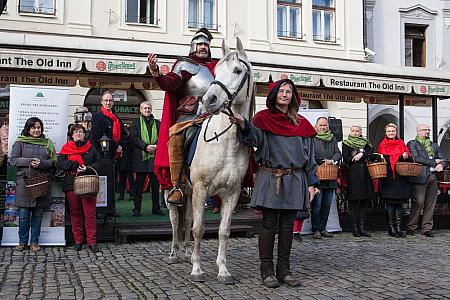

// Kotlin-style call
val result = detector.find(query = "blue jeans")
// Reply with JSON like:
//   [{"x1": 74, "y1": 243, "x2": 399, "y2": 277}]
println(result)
[
  {"x1": 18, "y1": 207, "x2": 44, "y2": 245},
  {"x1": 311, "y1": 188, "x2": 335, "y2": 232}
]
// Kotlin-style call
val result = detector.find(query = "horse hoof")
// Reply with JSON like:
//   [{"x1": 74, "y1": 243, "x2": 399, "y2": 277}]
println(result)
[
  {"x1": 218, "y1": 275, "x2": 234, "y2": 285},
  {"x1": 167, "y1": 256, "x2": 179, "y2": 264},
  {"x1": 191, "y1": 273, "x2": 206, "y2": 282}
]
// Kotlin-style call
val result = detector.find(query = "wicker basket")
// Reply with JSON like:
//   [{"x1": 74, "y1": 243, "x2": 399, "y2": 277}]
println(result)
[
  {"x1": 395, "y1": 161, "x2": 422, "y2": 177},
  {"x1": 367, "y1": 156, "x2": 387, "y2": 179},
  {"x1": 317, "y1": 164, "x2": 338, "y2": 181},
  {"x1": 24, "y1": 166, "x2": 49, "y2": 198},
  {"x1": 436, "y1": 170, "x2": 450, "y2": 184},
  {"x1": 74, "y1": 166, "x2": 99, "y2": 197}
]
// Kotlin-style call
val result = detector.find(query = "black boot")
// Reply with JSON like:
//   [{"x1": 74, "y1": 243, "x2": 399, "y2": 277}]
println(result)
[
  {"x1": 395, "y1": 208, "x2": 406, "y2": 238},
  {"x1": 359, "y1": 207, "x2": 372, "y2": 237},
  {"x1": 276, "y1": 230, "x2": 301, "y2": 287},
  {"x1": 350, "y1": 203, "x2": 360, "y2": 237},
  {"x1": 386, "y1": 209, "x2": 398, "y2": 237},
  {"x1": 258, "y1": 228, "x2": 280, "y2": 288}
]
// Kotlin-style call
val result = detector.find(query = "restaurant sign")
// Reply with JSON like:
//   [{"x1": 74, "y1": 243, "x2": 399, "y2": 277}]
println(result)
[
  {"x1": 85, "y1": 58, "x2": 147, "y2": 74},
  {"x1": 0, "y1": 53, "x2": 82, "y2": 71},
  {"x1": 0, "y1": 72, "x2": 77, "y2": 87},
  {"x1": 323, "y1": 75, "x2": 413, "y2": 94},
  {"x1": 413, "y1": 84, "x2": 450, "y2": 96},
  {"x1": 274, "y1": 72, "x2": 320, "y2": 86}
]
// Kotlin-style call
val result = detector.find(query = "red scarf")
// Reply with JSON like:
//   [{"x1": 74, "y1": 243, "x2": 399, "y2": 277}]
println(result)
[
  {"x1": 377, "y1": 137, "x2": 410, "y2": 176},
  {"x1": 100, "y1": 106, "x2": 121, "y2": 143},
  {"x1": 60, "y1": 140, "x2": 92, "y2": 167},
  {"x1": 253, "y1": 79, "x2": 316, "y2": 137}
]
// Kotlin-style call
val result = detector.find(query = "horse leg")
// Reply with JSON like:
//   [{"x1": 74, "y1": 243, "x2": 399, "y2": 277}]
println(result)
[
  {"x1": 165, "y1": 190, "x2": 180, "y2": 264},
  {"x1": 216, "y1": 191, "x2": 240, "y2": 284},
  {"x1": 183, "y1": 193, "x2": 193, "y2": 262},
  {"x1": 190, "y1": 187, "x2": 207, "y2": 282}
]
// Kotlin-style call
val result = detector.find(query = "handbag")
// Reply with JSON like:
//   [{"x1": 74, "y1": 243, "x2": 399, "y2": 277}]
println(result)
[{"x1": 24, "y1": 165, "x2": 50, "y2": 198}]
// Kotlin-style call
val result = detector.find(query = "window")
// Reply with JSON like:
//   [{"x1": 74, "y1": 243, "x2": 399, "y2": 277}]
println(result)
[
  {"x1": 126, "y1": 0, "x2": 157, "y2": 25},
  {"x1": 188, "y1": 0, "x2": 217, "y2": 30},
  {"x1": 312, "y1": 0, "x2": 336, "y2": 42},
  {"x1": 277, "y1": 0, "x2": 302, "y2": 39},
  {"x1": 405, "y1": 24, "x2": 427, "y2": 67},
  {"x1": 19, "y1": 0, "x2": 56, "y2": 15}
]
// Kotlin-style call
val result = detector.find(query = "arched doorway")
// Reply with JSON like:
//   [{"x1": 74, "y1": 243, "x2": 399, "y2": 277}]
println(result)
[
  {"x1": 369, "y1": 113, "x2": 398, "y2": 150},
  {"x1": 83, "y1": 88, "x2": 146, "y2": 126}
]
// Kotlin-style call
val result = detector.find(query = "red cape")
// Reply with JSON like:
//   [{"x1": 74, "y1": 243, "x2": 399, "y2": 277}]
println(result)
[
  {"x1": 154, "y1": 56, "x2": 217, "y2": 189},
  {"x1": 377, "y1": 137, "x2": 410, "y2": 176}
]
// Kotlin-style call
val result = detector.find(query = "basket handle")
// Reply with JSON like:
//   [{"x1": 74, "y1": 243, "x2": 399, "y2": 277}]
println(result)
[
  {"x1": 28, "y1": 164, "x2": 40, "y2": 175},
  {"x1": 368, "y1": 153, "x2": 385, "y2": 163},
  {"x1": 75, "y1": 165, "x2": 98, "y2": 177}
]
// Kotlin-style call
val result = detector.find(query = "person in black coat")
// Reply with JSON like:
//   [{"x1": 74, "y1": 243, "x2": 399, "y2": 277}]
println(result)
[
  {"x1": 377, "y1": 123, "x2": 412, "y2": 238},
  {"x1": 130, "y1": 101, "x2": 163, "y2": 216},
  {"x1": 311, "y1": 117, "x2": 342, "y2": 239},
  {"x1": 90, "y1": 91, "x2": 127, "y2": 160},
  {"x1": 59, "y1": 124, "x2": 101, "y2": 252},
  {"x1": 342, "y1": 125, "x2": 374, "y2": 237}
]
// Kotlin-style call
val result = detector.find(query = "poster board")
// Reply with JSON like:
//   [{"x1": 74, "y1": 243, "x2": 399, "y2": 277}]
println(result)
[{"x1": 2, "y1": 85, "x2": 69, "y2": 246}]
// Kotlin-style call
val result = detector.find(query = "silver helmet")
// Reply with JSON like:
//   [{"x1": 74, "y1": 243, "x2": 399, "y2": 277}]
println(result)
[{"x1": 189, "y1": 28, "x2": 213, "y2": 55}]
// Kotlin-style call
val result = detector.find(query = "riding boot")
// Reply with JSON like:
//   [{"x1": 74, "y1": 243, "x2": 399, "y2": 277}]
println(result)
[
  {"x1": 359, "y1": 206, "x2": 372, "y2": 237},
  {"x1": 276, "y1": 230, "x2": 301, "y2": 287},
  {"x1": 395, "y1": 208, "x2": 406, "y2": 238},
  {"x1": 386, "y1": 209, "x2": 397, "y2": 237},
  {"x1": 258, "y1": 228, "x2": 280, "y2": 288},
  {"x1": 167, "y1": 131, "x2": 186, "y2": 206},
  {"x1": 350, "y1": 202, "x2": 361, "y2": 237}
]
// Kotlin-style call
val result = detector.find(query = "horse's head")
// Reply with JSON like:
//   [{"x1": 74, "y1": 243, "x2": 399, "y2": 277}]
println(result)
[{"x1": 202, "y1": 37, "x2": 254, "y2": 116}]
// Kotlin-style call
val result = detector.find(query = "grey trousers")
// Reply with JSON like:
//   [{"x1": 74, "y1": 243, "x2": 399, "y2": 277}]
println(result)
[{"x1": 407, "y1": 175, "x2": 438, "y2": 233}]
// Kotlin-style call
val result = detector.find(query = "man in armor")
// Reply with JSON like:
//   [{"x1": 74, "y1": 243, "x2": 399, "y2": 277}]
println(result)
[{"x1": 148, "y1": 28, "x2": 217, "y2": 206}]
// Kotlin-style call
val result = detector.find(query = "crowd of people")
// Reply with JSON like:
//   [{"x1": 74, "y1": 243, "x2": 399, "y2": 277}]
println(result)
[{"x1": 6, "y1": 27, "x2": 448, "y2": 289}]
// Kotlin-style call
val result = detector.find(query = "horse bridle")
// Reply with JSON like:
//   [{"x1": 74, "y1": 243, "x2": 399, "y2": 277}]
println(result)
[
  {"x1": 209, "y1": 58, "x2": 252, "y2": 117},
  {"x1": 203, "y1": 58, "x2": 252, "y2": 143}
]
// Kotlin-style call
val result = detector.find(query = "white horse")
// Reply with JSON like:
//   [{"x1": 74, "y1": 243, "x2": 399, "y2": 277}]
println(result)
[
  {"x1": 189, "y1": 37, "x2": 254, "y2": 284},
  {"x1": 165, "y1": 37, "x2": 254, "y2": 284}
]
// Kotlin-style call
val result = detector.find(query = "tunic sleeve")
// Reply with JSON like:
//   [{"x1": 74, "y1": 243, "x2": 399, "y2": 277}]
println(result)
[
  {"x1": 236, "y1": 119, "x2": 265, "y2": 148},
  {"x1": 304, "y1": 137, "x2": 319, "y2": 186}
]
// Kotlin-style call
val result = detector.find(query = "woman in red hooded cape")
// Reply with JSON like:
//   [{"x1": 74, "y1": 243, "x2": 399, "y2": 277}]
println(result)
[{"x1": 229, "y1": 78, "x2": 318, "y2": 288}]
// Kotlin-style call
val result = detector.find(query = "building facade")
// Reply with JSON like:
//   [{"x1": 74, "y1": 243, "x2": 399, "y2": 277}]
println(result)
[
  {"x1": 366, "y1": 0, "x2": 450, "y2": 151},
  {"x1": 0, "y1": 0, "x2": 449, "y2": 141}
]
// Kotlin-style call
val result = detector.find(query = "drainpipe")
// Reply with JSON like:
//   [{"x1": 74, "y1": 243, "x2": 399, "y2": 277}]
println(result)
[
  {"x1": 432, "y1": 96, "x2": 438, "y2": 142},
  {"x1": 399, "y1": 94, "x2": 404, "y2": 139}
]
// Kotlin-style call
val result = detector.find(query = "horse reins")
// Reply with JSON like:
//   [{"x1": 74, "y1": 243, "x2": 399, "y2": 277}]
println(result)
[{"x1": 203, "y1": 59, "x2": 252, "y2": 143}]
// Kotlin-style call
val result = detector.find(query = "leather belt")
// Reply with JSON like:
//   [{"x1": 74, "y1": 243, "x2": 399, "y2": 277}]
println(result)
[{"x1": 260, "y1": 166, "x2": 301, "y2": 194}]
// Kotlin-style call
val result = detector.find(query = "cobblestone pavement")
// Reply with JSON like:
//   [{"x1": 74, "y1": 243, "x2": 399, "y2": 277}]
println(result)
[{"x1": 1, "y1": 230, "x2": 450, "y2": 299}]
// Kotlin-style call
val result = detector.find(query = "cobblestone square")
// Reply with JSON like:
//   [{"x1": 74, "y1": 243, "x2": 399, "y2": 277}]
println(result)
[{"x1": 1, "y1": 230, "x2": 450, "y2": 299}]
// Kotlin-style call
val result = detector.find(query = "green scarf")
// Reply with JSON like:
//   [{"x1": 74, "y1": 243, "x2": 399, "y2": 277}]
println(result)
[
  {"x1": 343, "y1": 135, "x2": 372, "y2": 149},
  {"x1": 16, "y1": 135, "x2": 57, "y2": 162},
  {"x1": 140, "y1": 115, "x2": 158, "y2": 161},
  {"x1": 316, "y1": 130, "x2": 334, "y2": 142},
  {"x1": 415, "y1": 135, "x2": 433, "y2": 156}
]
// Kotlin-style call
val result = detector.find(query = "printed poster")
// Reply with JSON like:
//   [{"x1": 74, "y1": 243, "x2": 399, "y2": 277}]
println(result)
[{"x1": 2, "y1": 85, "x2": 69, "y2": 246}]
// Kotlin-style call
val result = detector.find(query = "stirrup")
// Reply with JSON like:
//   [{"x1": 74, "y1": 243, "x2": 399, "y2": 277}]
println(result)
[{"x1": 167, "y1": 187, "x2": 184, "y2": 207}]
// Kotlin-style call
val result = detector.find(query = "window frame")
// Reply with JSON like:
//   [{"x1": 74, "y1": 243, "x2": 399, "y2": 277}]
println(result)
[
  {"x1": 187, "y1": 0, "x2": 218, "y2": 31},
  {"x1": 312, "y1": 0, "x2": 336, "y2": 43},
  {"x1": 18, "y1": 0, "x2": 57, "y2": 16},
  {"x1": 277, "y1": 0, "x2": 303, "y2": 40},
  {"x1": 125, "y1": 0, "x2": 159, "y2": 26},
  {"x1": 404, "y1": 24, "x2": 427, "y2": 67}
]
